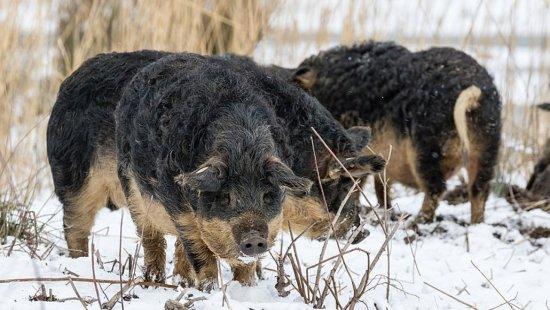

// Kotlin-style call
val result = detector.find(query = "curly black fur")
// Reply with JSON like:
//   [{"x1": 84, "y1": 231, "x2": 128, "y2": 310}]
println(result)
[
  {"x1": 289, "y1": 41, "x2": 502, "y2": 223},
  {"x1": 47, "y1": 50, "x2": 170, "y2": 204},
  {"x1": 295, "y1": 41, "x2": 500, "y2": 136},
  {"x1": 114, "y1": 52, "x2": 357, "y2": 218},
  {"x1": 48, "y1": 51, "x2": 365, "y2": 209}
]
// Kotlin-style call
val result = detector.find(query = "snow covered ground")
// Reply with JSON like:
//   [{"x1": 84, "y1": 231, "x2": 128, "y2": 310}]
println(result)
[{"x1": 1, "y1": 177, "x2": 549, "y2": 310}]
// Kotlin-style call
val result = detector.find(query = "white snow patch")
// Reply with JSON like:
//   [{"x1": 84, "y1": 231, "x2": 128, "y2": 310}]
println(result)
[{"x1": 1, "y1": 183, "x2": 549, "y2": 309}]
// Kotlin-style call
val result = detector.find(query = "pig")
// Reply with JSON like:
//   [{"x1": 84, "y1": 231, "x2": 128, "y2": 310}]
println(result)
[
  {"x1": 47, "y1": 51, "x2": 385, "y2": 289},
  {"x1": 287, "y1": 41, "x2": 502, "y2": 224}
]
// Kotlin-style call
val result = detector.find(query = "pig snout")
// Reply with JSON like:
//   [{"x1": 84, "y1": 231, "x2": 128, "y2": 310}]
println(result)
[{"x1": 239, "y1": 230, "x2": 268, "y2": 256}]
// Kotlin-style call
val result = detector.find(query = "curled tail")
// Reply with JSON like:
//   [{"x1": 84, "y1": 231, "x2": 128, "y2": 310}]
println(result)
[{"x1": 453, "y1": 85, "x2": 482, "y2": 153}]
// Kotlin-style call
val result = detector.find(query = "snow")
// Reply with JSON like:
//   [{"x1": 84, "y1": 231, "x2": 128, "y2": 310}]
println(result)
[{"x1": 1, "y1": 181, "x2": 549, "y2": 309}]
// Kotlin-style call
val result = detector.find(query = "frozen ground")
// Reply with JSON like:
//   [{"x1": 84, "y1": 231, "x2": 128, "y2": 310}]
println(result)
[{"x1": 1, "y1": 178, "x2": 549, "y2": 310}]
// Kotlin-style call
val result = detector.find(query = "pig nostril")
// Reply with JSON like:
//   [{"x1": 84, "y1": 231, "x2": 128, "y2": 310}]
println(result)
[{"x1": 240, "y1": 234, "x2": 268, "y2": 256}]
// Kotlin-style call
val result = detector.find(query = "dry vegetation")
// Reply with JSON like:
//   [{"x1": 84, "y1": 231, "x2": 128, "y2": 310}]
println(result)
[{"x1": 0, "y1": 0, "x2": 548, "y2": 308}]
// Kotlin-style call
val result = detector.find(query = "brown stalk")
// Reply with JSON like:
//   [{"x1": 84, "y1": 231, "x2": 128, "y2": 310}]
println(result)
[
  {"x1": 314, "y1": 219, "x2": 372, "y2": 308},
  {"x1": 309, "y1": 136, "x2": 363, "y2": 298},
  {"x1": 91, "y1": 240, "x2": 103, "y2": 308},
  {"x1": 68, "y1": 277, "x2": 89, "y2": 310},
  {"x1": 117, "y1": 212, "x2": 124, "y2": 310},
  {"x1": 103, "y1": 282, "x2": 132, "y2": 310},
  {"x1": 471, "y1": 261, "x2": 518, "y2": 310},
  {"x1": 424, "y1": 281, "x2": 477, "y2": 309},
  {"x1": 346, "y1": 219, "x2": 402, "y2": 310}
]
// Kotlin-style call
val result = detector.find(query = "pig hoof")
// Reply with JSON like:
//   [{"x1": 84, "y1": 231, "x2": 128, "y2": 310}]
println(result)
[
  {"x1": 143, "y1": 266, "x2": 166, "y2": 285},
  {"x1": 408, "y1": 213, "x2": 434, "y2": 228},
  {"x1": 177, "y1": 279, "x2": 192, "y2": 288},
  {"x1": 172, "y1": 274, "x2": 194, "y2": 288}
]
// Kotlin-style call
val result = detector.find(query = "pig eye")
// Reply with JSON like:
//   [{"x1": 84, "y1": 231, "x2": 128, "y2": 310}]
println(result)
[
  {"x1": 263, "y1": 192, "x2": 277, "y2": 205},
  {"x1": 219, "y1": 193, "x2": 230, "y2": 206}
]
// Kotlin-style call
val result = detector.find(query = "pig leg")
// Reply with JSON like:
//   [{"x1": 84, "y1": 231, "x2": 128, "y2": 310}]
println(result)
[
  {"x1": 181, "y1": 236, "x2": 218, "y2": 291},
  {"x1": 124, "y1": 182, "x2": 167, "y2": 283},
  {"x1": 63, "y1": 173, "x2": 112, "y2": 258},
  {"x1": 467, "y1": 149, "x2": 489, "y2": 224},
  {"x1": 412, "y1": 142, "x2": 446, "y2": 224},
  {"x1": 176, "y1": 214, "x2": 219, "y2": 291},
  {"x1": 467, "y1": 134, "x2": 498, "y2": 224},
  {"x1": 63, "y1": 201, "x2": 101, "y2": 258},
  {"x1": 131, "y1": 217, "x2": 166, "y2": 283},
  {"x1": 173, "y1": 238, "x2": 196, "y2": 287}
]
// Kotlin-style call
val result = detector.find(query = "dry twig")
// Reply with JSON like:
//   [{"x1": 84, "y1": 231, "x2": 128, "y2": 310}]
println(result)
[
  {"x1": 424, "y1": 281, "x2": 477, "y2": 309},
  {"x1": 0, "y1": 276, "x2": 178, "y2": 288},
  {"x1": 471, "y1": 261, "x2": 517, "y2": 310},
  {"x1": 68, "y1": 277, "x2": 89, "y2": 310}
]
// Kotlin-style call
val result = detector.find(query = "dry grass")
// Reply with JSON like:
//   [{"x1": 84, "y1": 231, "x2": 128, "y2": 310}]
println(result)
[{"x1": 55, "y1": 0, "x2": 275, "y2": 76}]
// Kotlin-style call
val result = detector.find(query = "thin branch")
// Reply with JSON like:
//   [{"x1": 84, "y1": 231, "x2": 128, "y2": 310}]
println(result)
[
  {"x1": 91, "y1": 239, "x2": 103, "y2": 308},
  {"x1": 346, "y1": 219, "x2": 403, "y2": 310},
  {"x1": 471, "y1": 261, "x2": 516, "y2": 310},
  {"x1": 103, "y1": 282, "x2": 132, "y2": 310},
  {"x1": 424, "y1": 281, "x2": 477, "y2": 309},
  {"x1": 311, "y1": 127, "x2": 388, "y2": 235},
  {"x1": 68, "y1": 277, "x2": 89, "y2": 310},
  {"x1": 0, "y1": 277, "x2": 177, "y2": 289},
  {"x1": 118, "y1": 212, "x2": 125, "y2": 310}
]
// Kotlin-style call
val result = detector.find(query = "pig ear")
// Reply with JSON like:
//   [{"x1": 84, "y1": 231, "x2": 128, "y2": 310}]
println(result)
[
  {"x1": 326, "y1": 154, "x2": 386, "y2": 180},
  {"x1": 537, "y1": 102, "x2": 550, "y2": 111},
  {"x1": 347, "y1": 126, "x2": 372, "y2": 150},
  {"x1": 291, "y1": 66, "x2": 317, "y2": 90},
  {"x1": 268, "y1": 158, "x2": 313, "y2": 196},
  {"x1": 175, "y1": 161, "x2": 226, "y2": 192}
]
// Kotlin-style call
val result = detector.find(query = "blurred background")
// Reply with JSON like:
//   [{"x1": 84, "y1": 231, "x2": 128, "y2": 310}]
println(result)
[{"x1": 0, "y1": 0, "x2": 548, "y2": 207}]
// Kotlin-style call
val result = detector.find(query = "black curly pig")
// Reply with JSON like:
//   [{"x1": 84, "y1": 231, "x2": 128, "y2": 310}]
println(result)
[
  {"x1": 47, "y1": 51, "x2": 385, "y2": 289},
  {"x1": 287, "y1": 41, "x2": 502, "y2": 224},
  {"x1": 526, "y1": 103, "x2": 550, "y2": 198}
]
